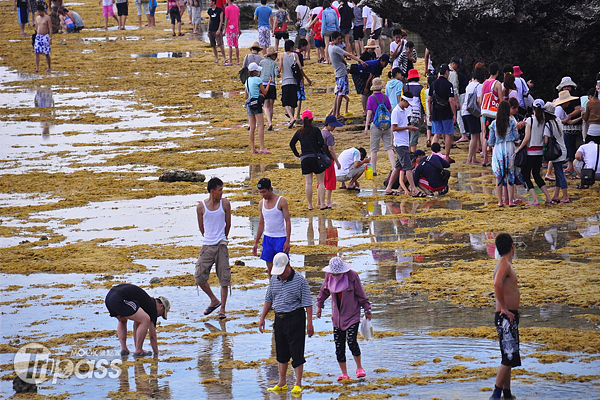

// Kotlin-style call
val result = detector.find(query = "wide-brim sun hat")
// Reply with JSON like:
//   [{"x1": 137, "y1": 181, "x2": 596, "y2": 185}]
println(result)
[
  {"x1": 364, "y1": 39, "x2": 378, "y2": 49},
  {"x1": 250, "y1": 41, "x2": 262, "y2": 51},
  {"x1": 553, "y1": 90, "x2": 579, "y2": 106},
  {"x1": 322, "y1": 256, "x2": 351, "y2": 274},
  {"x1": 266, "y1": 46, "x2": 277, "y2": 56},
  {"x1": 370, "y1": 77, "x2": 384, "y2": 91},
  {"x1": 556, "y1": 76, "x2": 577, "y2": 90},
  {"x1": 271, "y1": 253, "x2": 289, "y2": 275}
]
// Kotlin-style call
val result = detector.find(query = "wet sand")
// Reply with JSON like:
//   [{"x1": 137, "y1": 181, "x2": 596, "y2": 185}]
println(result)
[{"x1": 1, "y1": 1, "x2": 600, "y2": 398}]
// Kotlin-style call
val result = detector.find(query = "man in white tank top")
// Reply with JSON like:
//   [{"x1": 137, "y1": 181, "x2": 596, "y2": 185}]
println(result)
[
  {"x1": 252, "y1": 178, "x2": 291, "y2": 276},
  {"x1": 195, "y1": 177, "x2": 231, "y2": 319}
]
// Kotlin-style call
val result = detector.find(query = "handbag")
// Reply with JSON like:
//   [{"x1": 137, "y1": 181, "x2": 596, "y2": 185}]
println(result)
[
  {"x1": 581, "y1": 144, "x2": 599, "y2": 186},
  {"x1": 514, "y1": 146, "x2": 527, "y2": 168},
  {"x1": 274, "y1": 11, "x2": 288, "y2": 32},
  {"x1": 481, "y1": 91, "x2": 499, "y2": 118},
  {"x1": 306, "y1": 130, "x2": 331, "y2": 170},
  {"x1": 290, "y1": 54, "x2": 302, "y2": 83},
  {"x1": 245, "y1": 80, "x2": 264, "y2": 111},
  {"x1": 425, "y1": 156, "x2": 450, "y2": 183},
  {"x1": 466, "y1": 83, "x2": 481, "y2": 118},
  {"x1": 543, "y1": 121, "x2": 562, "y2": 161}
]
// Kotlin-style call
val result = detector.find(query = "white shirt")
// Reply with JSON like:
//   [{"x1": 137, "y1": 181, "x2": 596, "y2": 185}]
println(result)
[
  {"x1": 336, "y1": 147, "x2": 361, "y2": 176},
  {"x1": 391, "y1": 105, "x2": 410, "y2": 147},
  {"x1": 372, "y1": 12, "x2": 382, "y2": 30},
  {"x1": 102, "y1": 0, "x2": 113, "y2": 6},
  {"x1": 577, "y1": 142, "x2": 600, "y2": 172},
  {"x1": 389, "y1": 41, "x2": 401, "y2": 69},
  {"x1": 461, "y1": 81, "x2": 483, "y2": 116},
  {"x1": 362, "y1": 6, "x2": 372, "y2": 29},
  {"x1": 295, "y1": 4, "x2": 311, "y2": 28}
]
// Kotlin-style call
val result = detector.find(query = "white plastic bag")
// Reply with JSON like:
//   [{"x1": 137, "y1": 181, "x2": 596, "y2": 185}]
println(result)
[{"x1": 360, "y1": 316, "x2": 374, "y2": 340}]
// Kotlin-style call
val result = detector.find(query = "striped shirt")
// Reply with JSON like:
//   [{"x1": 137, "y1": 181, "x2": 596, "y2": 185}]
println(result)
[{"x1": 265, "y1": 269, "x2": 313, "y2": 313}]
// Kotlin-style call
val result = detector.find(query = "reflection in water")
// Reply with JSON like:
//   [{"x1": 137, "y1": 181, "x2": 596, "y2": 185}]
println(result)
[
  {"x1": 198, "y1": 90, "x2": 244, "y2": 99},
  {"x1": 34, "y1": 85, "x2": 54, "y2": 137},
  {"x1": 132, "y1": 52, "x2": 192, "y2": 58},
  {"x1": 118, "y1": 358, "x2": 171, "y2": 398},
  {"x1": 197, "y1": 321, "x2": 233, "y2": 398}
]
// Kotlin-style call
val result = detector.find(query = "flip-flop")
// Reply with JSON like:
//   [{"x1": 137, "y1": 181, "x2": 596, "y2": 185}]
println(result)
[
  {"x1": 120, "y1": 349, "x2": 130, "y2": 356},
  {"x1": 346, "y1": 187, "x2": 360, "y2": 191},
  {"x1": 204, "y1": 302, "x2": 221, "y2": 316},
  {"x1": 218, "y1": 313, "x2": 227, "y2": 319},
  {"x1": 576, "y1": 184, "x2": 589, "y2": 189},
  {"x1": 384, "y1": 191, "x2": 396, "y2": 196},
  {"x1": 411, "y1": 192, "x2": 426, "y2": 198},
  {"x1": 560, "y1": 199, "x2": 570, "y2": 204},
  {"x1": 320, "y1": 206, "x2": 330, "y2": 210},
  {"x1": 526, "y1": 202, "x2": 540, "y2": 206},
  {"x1": 259, "y1": 150, "x2": 272, "y2": 154},
  {"x1": 132, "y1": 350, "x2": 153, "y2": 357}
]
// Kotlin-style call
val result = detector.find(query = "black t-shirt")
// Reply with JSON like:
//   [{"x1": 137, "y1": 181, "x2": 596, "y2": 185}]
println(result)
[
  {"x1": 110, "y1": 284, "x2": 158, "y2": 326},
  {"x1": 413, "y1": 154, "x2": 451, "y2": 189},
  {"x1": 458, "y1": 71, "x2": 469, "y2": 94},
  {"x1": 294, "y1": 50, "x2": 305, "y2": 67},
  {"x1": 207, "y1": 7, "x2": 223, "y2": 32},
  {"x1": 339, "y1": 3, "x2": 354, "y2": 29},
  {"x1": 289, "y1": 126, "x2": 325, "y2": 157},
  {"x1": 360, "y1": 50, "x2": 377, "y2": 62},
  {"x1": 431, "y1": 76, "x2": 454, "y2": 121}
]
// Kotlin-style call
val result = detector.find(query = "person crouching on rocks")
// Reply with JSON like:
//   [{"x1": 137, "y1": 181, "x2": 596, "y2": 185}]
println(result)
[
  {"x1": 316, "y1": 256, "x2": 371, "y2": 381},
  {"x1": 105, "y1": 283, "x2": 170, "y2": 357}
]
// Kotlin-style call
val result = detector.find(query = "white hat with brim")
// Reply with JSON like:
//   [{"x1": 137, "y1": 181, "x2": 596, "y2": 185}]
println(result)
[
  {"x1": 553, "y1": 90, "x2": 579, "y2": 106},
  {"x1": 322, "y1": 257, "x2": 351, "y2": 274},
  {"x1": 543, "y1": 101, "x2": 556, "y2": 115},
  {"x1": 271, "y1": 253, "x2": 289, "y2": 275},
  {"x1": 556, "y1": 76, "x2": 578, "y2": 90},
  {"x1": 248, "y1": 62, "x2": 262, "y2": 72}
]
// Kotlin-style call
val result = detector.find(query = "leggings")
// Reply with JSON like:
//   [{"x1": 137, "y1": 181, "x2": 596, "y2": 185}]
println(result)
[
  {"x1": 333, "y1": 322, "x2": 360, "y2": 363},
  {"x1": 521, "y1": 154, "x2": 545, "y2": 190}
]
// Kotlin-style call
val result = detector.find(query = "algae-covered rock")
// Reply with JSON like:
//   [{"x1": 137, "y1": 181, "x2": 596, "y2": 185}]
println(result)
[{"x1": 159, "y1": 169, "x2": 206, "y2": 183}]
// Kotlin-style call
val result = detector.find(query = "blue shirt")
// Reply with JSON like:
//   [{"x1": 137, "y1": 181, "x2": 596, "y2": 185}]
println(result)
[
  {"x1": 265, "y1": 269, "x2": 313, "y2": 313},
  {"x1": 245, "y1": 76, "x2": 262, "y2": 98},
  {"x1": 321, "y1": 7, "x2": 339, "y2": 35},
  {"x1": 385, "y1": 78, "x2": 404, "y2": 110},
  {"x1": 488, "y1": 118, "x2": 518, "y2": 146},
  {"x1": 254, "y1": 5, "x2": 273, "y2": 28}
]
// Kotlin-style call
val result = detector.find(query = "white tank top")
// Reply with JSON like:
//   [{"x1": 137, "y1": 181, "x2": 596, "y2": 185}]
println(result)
[
  {"x1": 263, "y1": 196, "x2": 286, "y2": 238},
  {"x1": 202, "y1": 199, "x2": 226, "y2": 245}
]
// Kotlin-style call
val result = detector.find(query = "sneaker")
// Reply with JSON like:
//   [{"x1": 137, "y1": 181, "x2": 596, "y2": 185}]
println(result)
[
  {"x1": 337, "y1": 374, "x2": 350, "y2": 381},
  {"x1": 291, "y1": 385, "x2": 302, "y2": 394},
  {"x1": 356, "y1": 368, "x2": 366, "y2": 378},
  {"x1": 267, "y1": 384, "x2": 288, "y2": 392}
]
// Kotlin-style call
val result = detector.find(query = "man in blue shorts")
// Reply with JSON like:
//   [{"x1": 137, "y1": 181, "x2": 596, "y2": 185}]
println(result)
[
  {"x1": 428, "y1": 63, "x2": 457, "y2": 163},
  {"x1": 253, "y1": 178, "x2": 291, "y2": 277},
  {"x1": 328, "y1": 31, "x2": 366, "y2": 119}
]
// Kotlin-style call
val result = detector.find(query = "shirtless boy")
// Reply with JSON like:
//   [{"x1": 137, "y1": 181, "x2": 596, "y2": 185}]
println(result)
[
  {"x1": 34, "y1": 3, "x2": 52, "y2": 73},
  {"x1": 491, "y1": 233, "x2": 520, "y2": 400}
]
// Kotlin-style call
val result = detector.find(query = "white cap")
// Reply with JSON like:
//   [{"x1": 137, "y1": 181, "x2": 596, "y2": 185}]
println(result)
[
  {"x1": 248, "y1": 62, "x2": 262, "y2": 72},
  {"x1": 271, "y1": 253, "x2": 289, "y2": 275}
]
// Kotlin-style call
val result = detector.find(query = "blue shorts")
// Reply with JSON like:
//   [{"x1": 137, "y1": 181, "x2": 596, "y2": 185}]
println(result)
[
  {"x1": 299, "y1": 27, "x2": 307, "y2": 37},
  {"x1": 260, "y1": 235, "x2": 286, "y2": 262},
  {"x1": 432, "y1": 119, "x2": 454, "y2": 135},
  {"x1": 335, "y1": 75, "x2": 349, "y2": 96},
  {"x1": 314, "y1": 39, "x2": 324, "y2": 48},
  {"x1": 297, "y1": 83, "x2": 305, "y2": 101}
]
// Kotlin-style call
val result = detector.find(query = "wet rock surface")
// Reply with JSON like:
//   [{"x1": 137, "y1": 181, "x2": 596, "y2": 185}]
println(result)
[
  {"x1": 12, "y1": 376, "x2": 37, "y2": 394},
  {"x1": 367, "y1": 0, "x2": 600, "y2": 97},
  {"x1": 159, "y1": 169, "x2": 206, "y2": 183}
]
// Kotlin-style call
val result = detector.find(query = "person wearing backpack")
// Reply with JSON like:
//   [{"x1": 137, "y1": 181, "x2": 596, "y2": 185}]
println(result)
[
  {"x1": 384, "y1": 92, "x2": 422, "y2": 197},
  {"x1": 404, "y1": 68, "x2": 425, "y2": 155},
  {"x1": 462, "y1": 66, "x2": 486, "y2": 164},
  {"x1": 364, "y1": 77, "x2": 395, "y2": 177},
  {"x1": 428, "y1": 64, "x2": 457, "y2": 163}
]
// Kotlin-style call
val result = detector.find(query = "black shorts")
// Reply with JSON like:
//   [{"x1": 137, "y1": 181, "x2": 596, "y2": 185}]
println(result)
[
  {"x1": 265, "y1": 84, "x2": 276, "y2": 100},
  {"x1": 105, "y1": 288, "x2": 139, "y2": 318},
  {"x1": 495, "y1": 311, "x2": 521, "y2": 368},
  {"x1": 281, "y1": 84, "x2": 298, "y2": 108},
  {"x1": 463, "y1": 114, "x2": 481, "y2": 135},
  {"x1": 274, "y1": 308, "x2": 306, "y2": 368},
  {"x1": 116, "y1": 2, "x2": 128, "y2": 16},
  {"x1": 301, "y1": 155, "x2": 327, "y2": 175},
  {"x1": 169, "y1": 7, "x2": 181, "y2": 24},
  {"x1": 352, "y1": 26, "x2": 364, "y2": 41},
  {"x1": 371, "y1": 27, "x2": 382, "y2": 40},
  {"x1": 274, "y1": 31, "x2": 289, "y2": 40}
]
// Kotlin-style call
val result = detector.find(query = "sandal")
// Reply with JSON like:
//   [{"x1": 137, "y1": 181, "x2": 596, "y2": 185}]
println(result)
[
  {"x1": 337, "y1": 374, "x2": 350, "y2": 381},
  {"x1": 411, "y1": 192, "x2": 426, "y2": 198},
  {"x1": 204, "y1": 302, "x2": 221, "y2": 316},
  {"x1": 218, "y1": 313, "x2": 227, "y2": 319},
  {"x1": 575, "y1": 184, "x2": 588, "y2": 189}
]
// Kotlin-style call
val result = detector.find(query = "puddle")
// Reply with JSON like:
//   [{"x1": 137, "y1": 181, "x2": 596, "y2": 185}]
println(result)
[
  {"x1": 131, "y1": 51, "x2": 192, "y2": 58},
  {"x1": 198, "y1": 90, "x2": 244, "y2": 99}
]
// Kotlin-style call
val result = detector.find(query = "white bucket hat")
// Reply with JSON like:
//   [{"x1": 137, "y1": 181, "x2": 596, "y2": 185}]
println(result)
[
  {"x1": 322, "y1": 257, "x2": 351, "y2": 274},
  {"x1": 556, "y1": 76, "x2": 577, "y2": 90}
]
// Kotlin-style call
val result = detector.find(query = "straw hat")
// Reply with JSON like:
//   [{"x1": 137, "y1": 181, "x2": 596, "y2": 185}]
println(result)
[
  {"x1": 553, "y1": 90, "x2": 579, "y2": 106},
  {"x1": 364, "y1": 39, "x2": 378, "y2": 49},
  {"x1": 556, "y1": 76, "x2": 577, "y2": 90},
  {"x1": 322, "y1": 257, "x2": 351, "y2": 274},
  {"x1": 266, "y1": 46, "x2": 277, "y2": 57},
  {"x1": 250, "y1": 41, "x2": 262, "y2": 51},
  {"x1": 370, "y1": 77, "x2": 384, "y2": 91}
]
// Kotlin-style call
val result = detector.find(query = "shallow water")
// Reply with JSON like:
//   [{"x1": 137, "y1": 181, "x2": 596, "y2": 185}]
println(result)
[{"x1": 2, "y1": 39, "x2": 600, "y2": 400}]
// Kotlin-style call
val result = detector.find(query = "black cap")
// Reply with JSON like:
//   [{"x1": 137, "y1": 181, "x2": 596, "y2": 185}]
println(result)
[
  {"x1": 450, "y1": 56, "x2": 462, "y2": 66},
  {"x1": 257, "y1": 178, "x2": 272, "y2": 190},
  {"x1": 439, "y1": 63, "x2": 450, "y2": 73},
  {"x1": 414, "y1": 149, "x2": 426, "y2": 157}
]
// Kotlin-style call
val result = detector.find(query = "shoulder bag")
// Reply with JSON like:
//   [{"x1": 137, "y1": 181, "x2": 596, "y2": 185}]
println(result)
[
  {"x1": 543, "y1": 121, "x2": 562, "y2": 161},
  {"x1": 466, "y1": 83, "x2": 481, "y2": 118},
  {"x1": 425, "y1": 156, "x2": 450, "y2": 183},
  {"x1": 581, "y1": 144, "x2": 600, "y2": 186},
  {"x1": 306, "y1": 128, "x2": 331, "y2": 170}
]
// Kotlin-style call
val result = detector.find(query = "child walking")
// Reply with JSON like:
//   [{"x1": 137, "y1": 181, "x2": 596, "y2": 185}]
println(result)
[
  {"x1": 99, "y1": 0, "x2": 119, "y2": 29},
  {"x1": 34, "y1": 3, "x2": 52, "y2": 73},
  {"x1": 316, "y1": 257, "x2": 372, "y2": 381}
]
